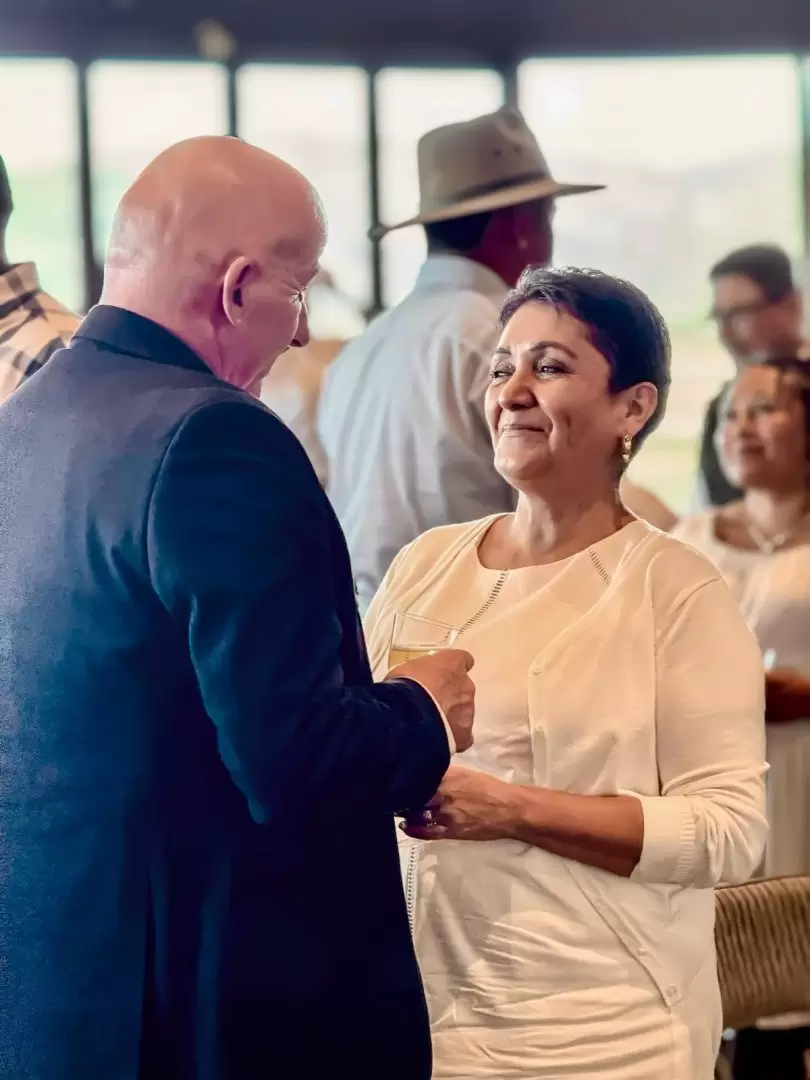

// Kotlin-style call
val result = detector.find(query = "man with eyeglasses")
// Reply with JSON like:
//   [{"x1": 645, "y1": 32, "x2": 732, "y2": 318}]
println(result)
[{"x1": 694, "y1": 244, "x2": 809, "y2": 508}]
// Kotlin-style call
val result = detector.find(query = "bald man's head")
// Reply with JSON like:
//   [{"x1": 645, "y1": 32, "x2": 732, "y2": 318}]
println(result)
[{"x1": 101, "y1": 136, "x2": 326, "y2": 391}]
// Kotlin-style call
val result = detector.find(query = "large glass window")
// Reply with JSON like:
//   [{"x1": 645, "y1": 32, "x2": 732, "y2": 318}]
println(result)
[
  {"x1": 518, "y1": 55, "x2": 802, "y2": 511},
  {"x1": 88, "y1": 61, "x2": 229, "y2": 262},
  {"x1": 0, "y1": 59, "x2": 82, "y2": 311},
  {"x1": 376, "y1": 68, "x2": 505, "y2": 306},
  {"x1": 238, "y1": 64, "x2": 371, "y2": 327}
]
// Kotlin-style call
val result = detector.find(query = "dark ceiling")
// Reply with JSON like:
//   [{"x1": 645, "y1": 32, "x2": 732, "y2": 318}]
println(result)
[{"x1": 4, "y1": 0, "x2": 810, "y2": 63}]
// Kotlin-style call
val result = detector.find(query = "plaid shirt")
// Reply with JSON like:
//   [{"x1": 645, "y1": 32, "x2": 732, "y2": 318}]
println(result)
[{"x1": 0, "y1": 262, "x2": 80, "y2": 406}]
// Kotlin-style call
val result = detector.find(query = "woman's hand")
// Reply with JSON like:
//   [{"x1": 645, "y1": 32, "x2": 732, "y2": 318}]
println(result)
[
  {"x1": 765, "y1": 668, "x2": 810, "y2": 724},
  {"x1": 402, "y1": 765, "x2": 645, "y2": 877},
  {"x1": 400, "y1": 765, "x2": 523, "y2": 842}
]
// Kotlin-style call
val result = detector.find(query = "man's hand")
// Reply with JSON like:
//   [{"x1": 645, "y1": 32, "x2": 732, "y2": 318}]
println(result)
[
  {"x1": 765, "y1": 668, "x2": 810, "y2": 724},
  {"x1": 387, "y1": 650, "x2": 475, "y2": 752},
  {"x1": 401, "y1": 765, "x2": 523, "y2": 842}
]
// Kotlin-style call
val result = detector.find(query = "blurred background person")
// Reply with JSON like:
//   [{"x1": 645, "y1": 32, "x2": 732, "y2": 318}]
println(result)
[
  {"x1": 694, "y1": 245, "x2": 809, "y2": 510},
  {"x1": 261, "y1": 268, "x2": 365, "y2": 485},
  {"x1": 0, "y1": 153, "x2": 79, "y2": 405},
  {"x1": 362, "y1": 266, "x2": 767, "y2": 1080},
  {"x1": 318, "y1": 108, "x2": 603, "y2": 610},
  {"x1": 673, "y1": 357, "x2": 810, "y2": 870},
  {"x1": 673, "y1": 357, "x2": 810, "y2": 1080}
]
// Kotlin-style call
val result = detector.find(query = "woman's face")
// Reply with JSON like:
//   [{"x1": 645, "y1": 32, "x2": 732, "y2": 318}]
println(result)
[
  {"x1": 717, "y1": 364, "x2": 809, "y2": 491},
  {"x1": 485, "y1": 301, "x2": 657, "y2": 494}
]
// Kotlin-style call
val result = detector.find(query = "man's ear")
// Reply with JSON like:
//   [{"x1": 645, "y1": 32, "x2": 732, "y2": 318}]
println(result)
[{"x1": 222, "y1": 256, "x2": 252, "y2": 327}]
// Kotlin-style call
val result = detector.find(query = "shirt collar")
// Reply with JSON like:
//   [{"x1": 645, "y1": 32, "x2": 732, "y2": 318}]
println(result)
[
  {"x1": 412, "y1": 254, "x2": 508, "y2": 301},
  {"x1": 0, "y1": 262, "x2": 42, "y2": 311},
  {"x1": 73, "y1": 304, "x2": 212, "y2": 376}
]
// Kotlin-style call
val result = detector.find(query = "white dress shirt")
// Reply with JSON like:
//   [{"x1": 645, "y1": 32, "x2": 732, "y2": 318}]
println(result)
[
  {"x1": 364, "y1": 517, "x2": 767, "y2": 1079},
  {"x1": 318, "y1": 255, "x2": 515, "y2": 606}
]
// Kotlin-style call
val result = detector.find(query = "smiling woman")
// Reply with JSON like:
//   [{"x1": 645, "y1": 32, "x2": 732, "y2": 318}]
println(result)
[
  {"x1": 485, "y1": 266, "x2": 670, "y2": 502},
  {"x1": 363, "y1": 265, "x2": 768, "y2": 1080}
]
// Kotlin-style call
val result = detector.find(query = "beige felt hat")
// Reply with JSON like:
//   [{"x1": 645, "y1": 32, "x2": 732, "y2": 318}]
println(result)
[{"x1": 372, "y1": 107, "x2": 604, "y2": 240}]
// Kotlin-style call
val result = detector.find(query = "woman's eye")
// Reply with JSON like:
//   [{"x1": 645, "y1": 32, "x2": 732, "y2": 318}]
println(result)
[
  {"x1": 536, "y1": 362, "x2": 565, "y2": 376},
  {"x1": 489, "y1": 367, "x2": 511, "y2": 381}
]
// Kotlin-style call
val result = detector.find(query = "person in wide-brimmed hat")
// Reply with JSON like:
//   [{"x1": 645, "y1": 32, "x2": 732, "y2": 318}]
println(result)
[
  {"x1": 319, "y1": 107, "x2": 604, "y2": 609},
  {"x1": 370, "y1": 107, "x2": 601, "y2": 240}
]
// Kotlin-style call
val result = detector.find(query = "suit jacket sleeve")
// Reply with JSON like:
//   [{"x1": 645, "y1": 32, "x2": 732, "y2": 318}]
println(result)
[{"x1": 147, "y1": 398, "x2": 450, "y2": 823}]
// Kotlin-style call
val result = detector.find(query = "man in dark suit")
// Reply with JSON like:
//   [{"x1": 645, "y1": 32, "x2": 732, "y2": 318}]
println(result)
[{"x1": 0, "y1": 136, "x2": 475, "y2": 1080}]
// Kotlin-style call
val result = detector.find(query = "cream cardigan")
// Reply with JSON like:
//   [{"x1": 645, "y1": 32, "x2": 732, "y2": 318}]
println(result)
[{"x1": 364, "y1": 517, "x2": 768, "y2": 1045}]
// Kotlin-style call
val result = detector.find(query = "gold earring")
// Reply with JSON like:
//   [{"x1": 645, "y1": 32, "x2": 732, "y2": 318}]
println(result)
[{"x1": 621, "y1": 434, "x2": 633, "y2": 466}]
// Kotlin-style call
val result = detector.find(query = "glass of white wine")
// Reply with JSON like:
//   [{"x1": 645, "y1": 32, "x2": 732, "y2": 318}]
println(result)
[{"x1": 388, "y1": 612, "x2": 460, "y2": 670}]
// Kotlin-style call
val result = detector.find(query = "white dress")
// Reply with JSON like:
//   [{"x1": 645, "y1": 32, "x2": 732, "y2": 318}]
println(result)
[
  {"x1": 673, "y1": 512, "x2": 810, "y2": 878},
  {"x1": 402, "y1": 534, "x2": 683, "y2": 1078},
  {"x1": 365, "y1": 517, "x2": 767, "y2": 1080}
]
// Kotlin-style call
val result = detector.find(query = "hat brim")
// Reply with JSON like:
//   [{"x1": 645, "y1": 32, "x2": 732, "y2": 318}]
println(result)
[{"x1": 370, "y1": 177, "x2": 605, "y2": 240}]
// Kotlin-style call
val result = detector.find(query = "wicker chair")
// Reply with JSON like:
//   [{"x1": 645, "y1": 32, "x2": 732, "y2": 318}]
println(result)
[{"x1": 713, "y1": 875, "x2": 810, "y2": 1079}]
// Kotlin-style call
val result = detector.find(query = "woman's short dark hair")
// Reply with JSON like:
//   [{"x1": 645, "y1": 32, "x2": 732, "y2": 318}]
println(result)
[{"x1": 499, "y1": 266, "x2": 672, "y2": 454}]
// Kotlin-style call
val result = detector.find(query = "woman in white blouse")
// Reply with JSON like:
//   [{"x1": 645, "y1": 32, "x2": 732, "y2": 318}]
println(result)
[
  {"x1": 363, "y1": 267, "x2": 768, "y2": 1080},
  {"x1": 672, "y1": 357, "x2": 810, "y2": 1078},
  {"x1": 673, "y1": 357, "x2": 810, "y2": 875}
]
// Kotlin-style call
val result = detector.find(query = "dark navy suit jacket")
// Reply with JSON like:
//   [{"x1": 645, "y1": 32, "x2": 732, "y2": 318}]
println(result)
[{"x1": 0, "y1": 307, "x2": 450, "y2": 1080}]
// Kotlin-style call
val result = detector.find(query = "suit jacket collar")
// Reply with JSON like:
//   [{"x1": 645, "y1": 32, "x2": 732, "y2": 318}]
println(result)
[{"x1": 74, "y1": 305, "x2": 212, "y2": 376}]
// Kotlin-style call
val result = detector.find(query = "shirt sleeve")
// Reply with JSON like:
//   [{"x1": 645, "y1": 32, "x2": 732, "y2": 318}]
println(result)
[
  {"x1": 147, "y1": 400, "x2": 451, "y2": 824},
  {"x1": 630, "y1": 577, "x2": 768, "y2": 887}
]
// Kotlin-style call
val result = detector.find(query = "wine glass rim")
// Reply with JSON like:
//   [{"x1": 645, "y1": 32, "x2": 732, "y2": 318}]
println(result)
[{"x1": 392, "y1": 611, "x2": 459, "y2": 632}]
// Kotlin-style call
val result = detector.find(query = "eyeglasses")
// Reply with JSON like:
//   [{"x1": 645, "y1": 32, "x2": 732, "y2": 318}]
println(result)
[{"x1": 708, "y1": 299, "x2": 774, "y2": 326}]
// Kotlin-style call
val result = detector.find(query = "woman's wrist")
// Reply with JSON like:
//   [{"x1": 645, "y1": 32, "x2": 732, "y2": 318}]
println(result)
[
  {"x1": 500, "y1": 782, "x2": 644, "y2": 878},
  {"x1": 503, "y1": 783, "x2": 550, "y2": 843}
]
